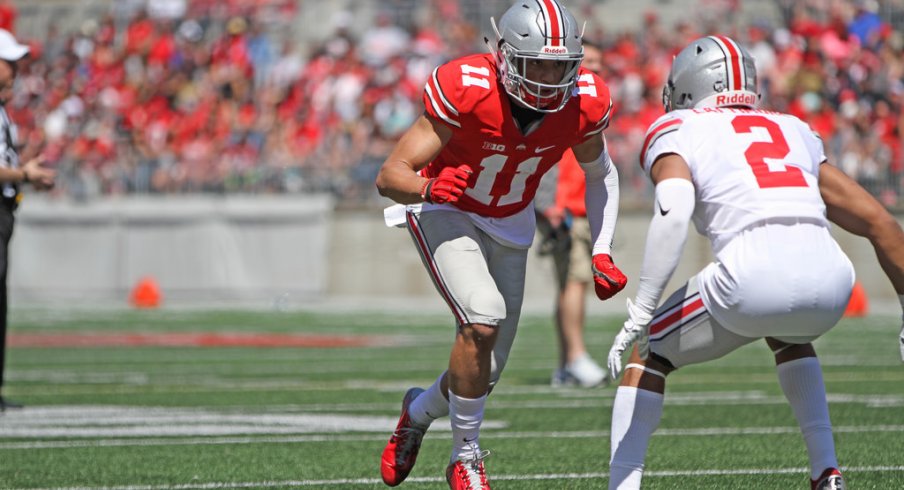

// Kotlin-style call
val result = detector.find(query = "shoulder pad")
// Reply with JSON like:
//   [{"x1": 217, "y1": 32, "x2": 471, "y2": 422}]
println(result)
[
  {"x1": 576, "y1": 69, "x2": 613, "y2": 138},
  {"x1": 640, "y1": 114, "x2": 684, "y2": 169},
  {"x1": 423, "y1": 54, "x2": 497, "y2": 128}
]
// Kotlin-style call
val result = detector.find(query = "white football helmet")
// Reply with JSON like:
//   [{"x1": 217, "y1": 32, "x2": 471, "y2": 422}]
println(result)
[
  {"x1": 490, "y1": 0, "x2": 584, "y2": 112},
  {"x1": 663, "y1": 35, "x2": 760, "y2": 112}
]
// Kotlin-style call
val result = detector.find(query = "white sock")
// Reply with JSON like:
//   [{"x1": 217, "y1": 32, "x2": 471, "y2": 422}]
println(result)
[
  {"x1": 776, "y1": 356, "x2": 838, "y2": 479},
  {"x1": 609, "y1": 386, "x2": 664, "y2": 490},
  {"x1": 449, "y1": 390, "x2": 486, "y2": 462},
  {"x1": 409, "y1": 373, "x2": 449, "y2": 427}
]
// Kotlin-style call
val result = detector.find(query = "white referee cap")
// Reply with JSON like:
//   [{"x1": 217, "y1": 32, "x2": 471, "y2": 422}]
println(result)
[{"x1": 0, "y1": 29, "x2": 29, "y2": 62}]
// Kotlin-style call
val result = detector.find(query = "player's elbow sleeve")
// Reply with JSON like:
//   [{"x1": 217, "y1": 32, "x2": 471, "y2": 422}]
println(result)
[
  {"x1": 653, "y1": 178, "x2": 695, "y2": 225},
  {"x1": 578, "y1": 148, "x2": 612, "y2": 183}
]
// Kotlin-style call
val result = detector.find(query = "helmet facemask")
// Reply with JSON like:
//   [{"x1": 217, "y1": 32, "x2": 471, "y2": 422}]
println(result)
[
  {"x1": 496, "y1": 41, "x2": 582, "y2": 112},
  {"x1": 489, "y1": 0, "x2": 585, "y2": 113}
]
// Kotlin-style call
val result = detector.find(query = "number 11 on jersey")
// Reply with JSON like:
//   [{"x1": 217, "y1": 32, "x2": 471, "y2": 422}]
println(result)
[{"x1": 468, "y1": 154, "x2": 543, "y2": 206}]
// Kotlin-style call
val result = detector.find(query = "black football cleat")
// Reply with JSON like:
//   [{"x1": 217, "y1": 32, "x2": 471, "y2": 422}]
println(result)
[{"x1": 0, "y1": 396, "x2": 24, "y2": 411}]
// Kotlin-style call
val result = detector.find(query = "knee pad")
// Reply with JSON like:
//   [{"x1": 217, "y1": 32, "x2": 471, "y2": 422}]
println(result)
[{"x1": 463, "y1": 287, "x2": 506, "y2": 326}]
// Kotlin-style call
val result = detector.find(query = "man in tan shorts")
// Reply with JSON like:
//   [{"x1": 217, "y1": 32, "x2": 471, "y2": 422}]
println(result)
[{"x1": 536, "y1": 43, "x2": 609, "y2": 388}]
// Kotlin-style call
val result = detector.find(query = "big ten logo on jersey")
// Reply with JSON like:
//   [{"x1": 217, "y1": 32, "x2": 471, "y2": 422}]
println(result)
[
  {"x1": 461, "y1": 65, "x2": 490, "y2": 89},
  {"x1": 576, "y1": 73, "x2": 597, "y2": 97},
  {"x1": 482, "y1": 141, "x2": 506, "y2": 152}
]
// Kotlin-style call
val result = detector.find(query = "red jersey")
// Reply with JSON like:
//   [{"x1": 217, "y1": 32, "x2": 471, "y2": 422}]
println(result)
[{"x1": 423, "y1": 53, "x2": 612, "y2": 218}]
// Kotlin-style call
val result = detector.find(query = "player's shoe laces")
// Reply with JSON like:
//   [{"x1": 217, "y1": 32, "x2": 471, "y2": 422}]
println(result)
[
  {"x1": 811, "y1": 468, "x2": 845, "y2": 490},
  {"x1": 445, "y1": 449, "x2": 491, "y2": 490},
  {"x1": 557, "y1": 353, "x2": 609, "y2": 388},
  {"x1": 380, "y1": 387, "x2": 427, "y2": 486}
]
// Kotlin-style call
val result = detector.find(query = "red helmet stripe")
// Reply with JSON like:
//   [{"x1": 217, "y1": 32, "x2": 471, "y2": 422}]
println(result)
[
  {"x1": 710, "y1": 35, "x2": 744, "y2": 91},
  {"x1": 539, "y1": 0, "x2": 563, "y2": 46}
]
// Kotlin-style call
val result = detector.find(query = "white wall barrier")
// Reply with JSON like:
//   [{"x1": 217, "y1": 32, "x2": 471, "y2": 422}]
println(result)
[
  {"x1": 337, "y1": 206, "x2": 903, "y2": 315},
  {"x1": 8, "y1": 195, "x2": 902, "y2": 314},
  {"x1": 10, "y1": 196, "x2": 333, "y2": 305}
]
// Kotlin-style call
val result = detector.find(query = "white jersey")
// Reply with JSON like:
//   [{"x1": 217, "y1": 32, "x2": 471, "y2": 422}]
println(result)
[
  {"x1": 640, "y1": 107, "x2": 853, "y2": 337},
  {"x1": 641, "y1": 107, "x2": 828, "y2": 254}
]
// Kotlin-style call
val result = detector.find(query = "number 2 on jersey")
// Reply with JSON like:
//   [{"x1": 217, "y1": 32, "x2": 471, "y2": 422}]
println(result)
[{"x1": 731, "y1": 114, "x2": 807, "y2": 188}]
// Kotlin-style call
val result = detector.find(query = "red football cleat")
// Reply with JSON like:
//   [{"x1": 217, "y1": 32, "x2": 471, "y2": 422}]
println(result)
[
  {"x1": 445, "y1": 450, "x2": 491, "y2": 490},
  {"x1": 811, "y1": 468, "x2": 845, "y2": 490},
  {"x1": 380, "y1": 388, "x2": 427, "y2": 486}
]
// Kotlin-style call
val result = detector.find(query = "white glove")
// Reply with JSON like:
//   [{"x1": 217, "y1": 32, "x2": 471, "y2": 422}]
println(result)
[
  {"x1": 899, "y1": 295, "x2": 904, "y2": 362},
  {"x1": 899, "y1": 321, "x2": 903, "y2": 363},
  {"x1": 607, "y1": 298, "x2": 654, "y2": 380}
]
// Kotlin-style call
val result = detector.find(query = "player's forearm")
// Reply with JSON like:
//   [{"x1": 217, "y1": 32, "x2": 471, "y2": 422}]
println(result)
[
  {"x1": 634, "y1": 179, "x2": 696, "y2": 313},
  {"x1": 375, "y1": 160, "x2": 430, "y2": 204},
  {"x1": 869, "y1": 215, "x2": 904, "y2": 294},
  {"x1": 0, "y1": 165, "x2": 27, "y2": 184},
  {"x1": 826, "y1": 197, "x2": 904, "y2": 293},
  {"x1": 580, "y1": 148, "x2": 618, "y2": 255}
]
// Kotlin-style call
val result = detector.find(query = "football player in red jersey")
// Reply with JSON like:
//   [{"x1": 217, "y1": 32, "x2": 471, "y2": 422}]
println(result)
[{"x1": 375, "y1": 1, "x2": 627, "y2": 488}]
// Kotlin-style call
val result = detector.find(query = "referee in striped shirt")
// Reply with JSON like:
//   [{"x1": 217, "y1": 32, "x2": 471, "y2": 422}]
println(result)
[{"x1": 0, "y1": 28, "x2": 55, "y2": 411}]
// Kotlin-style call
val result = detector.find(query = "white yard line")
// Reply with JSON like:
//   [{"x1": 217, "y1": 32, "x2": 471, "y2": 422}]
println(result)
[
  {"x1": 11, "y1": 466, "x2": 904, "y2": 490},
  {"x1": 2, "y1": 425, "x2": 903, "y2": 450}
]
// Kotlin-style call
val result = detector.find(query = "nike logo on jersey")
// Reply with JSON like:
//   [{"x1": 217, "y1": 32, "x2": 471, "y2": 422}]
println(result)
[
  {"x1": 658, "y1": 201, "x2": 670, "y2": 216},
  {"x1": 535, "y1": 145, "x2": 555, "y2": 153}
]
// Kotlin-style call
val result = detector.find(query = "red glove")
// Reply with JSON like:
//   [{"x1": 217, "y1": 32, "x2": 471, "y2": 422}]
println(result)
[
  {"x1": 592, "y1": 254, "x2": 627, "y2": 300},
  {"x1": 421, "y1": 164, "x2": 472, "y2": 204}
]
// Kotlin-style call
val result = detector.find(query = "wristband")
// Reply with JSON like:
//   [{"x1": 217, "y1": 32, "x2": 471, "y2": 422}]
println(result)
[
  {"x1": 21, "y1": 168, "x2": 28, "y2": 184},
  {"x1": 420, "y1": 179, "x2": 435, "y2": 203}
]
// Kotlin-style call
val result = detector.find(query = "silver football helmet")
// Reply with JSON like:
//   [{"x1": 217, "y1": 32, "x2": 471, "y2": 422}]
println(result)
[
  {"x1": 663, "y1": 35, "x2": 760, "y2": 112},
  {"x1": 490, "y1": 0, "x2": 584, "y2": 112}
]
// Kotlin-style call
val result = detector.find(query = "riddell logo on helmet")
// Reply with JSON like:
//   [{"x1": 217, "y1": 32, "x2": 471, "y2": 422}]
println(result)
[
  {"x1": 716, "y1": 93, "x2": 756, "y2": 106},
  {"x1": 542, "y1": 46, "x2": 568, "y2": 54}
]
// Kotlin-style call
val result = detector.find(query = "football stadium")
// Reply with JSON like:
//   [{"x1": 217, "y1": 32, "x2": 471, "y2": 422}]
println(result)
[{"x1": 1, "y1": 0, "x2": 903, "y2": 489}]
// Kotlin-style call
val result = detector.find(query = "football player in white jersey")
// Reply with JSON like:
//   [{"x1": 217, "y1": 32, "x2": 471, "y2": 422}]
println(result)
[
  {"x1": 605, "y1": 35, "x2": 904, "y2": 490},
  {"x1": 375, "y1": 1, "x2": 627, "y2": 489}
]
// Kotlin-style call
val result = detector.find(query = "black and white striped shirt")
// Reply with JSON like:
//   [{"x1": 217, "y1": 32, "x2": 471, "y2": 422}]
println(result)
[{"x1": 0, "y1": 105, "x2": 19, "y2": 199}]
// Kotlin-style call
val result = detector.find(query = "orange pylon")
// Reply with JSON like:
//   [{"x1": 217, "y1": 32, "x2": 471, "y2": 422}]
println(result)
[
  {"x1": 129, "y1": 276, "x2": 162, "y2": 309},
  {"x1": 843, "y1": 281, "x2": 868, "y2": 317}
]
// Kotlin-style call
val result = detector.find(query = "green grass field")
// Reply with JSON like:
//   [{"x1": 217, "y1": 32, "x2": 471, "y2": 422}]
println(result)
[{"x1": 1, "y1": 307, "x2": 902, "y2": 489}]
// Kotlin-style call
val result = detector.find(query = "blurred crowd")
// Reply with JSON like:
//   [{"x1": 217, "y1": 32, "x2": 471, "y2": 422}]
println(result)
[{"x1": 5, "y1": 0, "x2": 904, "y2": 207}]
